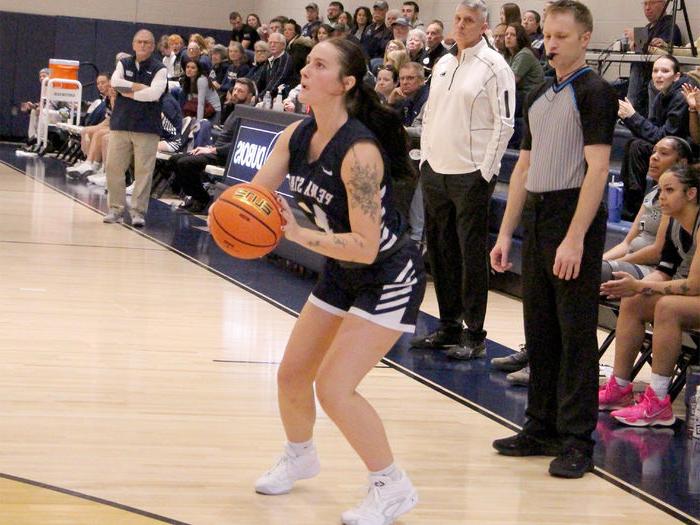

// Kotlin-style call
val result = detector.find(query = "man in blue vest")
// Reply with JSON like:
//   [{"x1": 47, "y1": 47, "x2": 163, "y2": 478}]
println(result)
[{"x1": 104, "y1": 29, "x2": 167, "y2": 227}]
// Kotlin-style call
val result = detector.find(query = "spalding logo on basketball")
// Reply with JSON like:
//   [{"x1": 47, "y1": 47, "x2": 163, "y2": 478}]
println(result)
[{"x1": 208, "y1": 183, "x2": 283, "y2": 259}]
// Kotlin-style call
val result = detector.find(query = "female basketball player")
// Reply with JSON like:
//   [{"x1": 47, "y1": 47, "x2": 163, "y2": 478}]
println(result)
[
  {"x1": 599, "y1": 163, "x2": 700, "y2": 426},
  {"x1": 250, "y1": 38, "x2": 425, "y2": 525}
]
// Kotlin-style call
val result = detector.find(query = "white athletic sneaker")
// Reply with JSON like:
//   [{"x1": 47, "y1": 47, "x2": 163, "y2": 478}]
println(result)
[
  {"x1": 254, "y1": 444, "x2": 320, "y2": 495},
  {"x1": 125, "y1": 182, "x2": 135, "y2": 196},
  {"x1": 341, "y1": 471, "x2": 418, "y2": 525},
  {"x1": 87, "y1": 171, "x2": 107, "y2": 186},
  {"x1": 103, "y1": 208, "x2": 128, "y2": 224},
  {"x1": 67, "y1": 161, "x2": 94, "y2": 175}
]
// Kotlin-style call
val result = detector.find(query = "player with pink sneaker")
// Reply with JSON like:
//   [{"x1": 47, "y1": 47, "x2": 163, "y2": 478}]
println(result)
[
  {"x1": 600, "y1": 164, "x2": 700, "y2": 428},
  {"x1": 598, "y1": 375, "x2": 634, "y2": 410}
]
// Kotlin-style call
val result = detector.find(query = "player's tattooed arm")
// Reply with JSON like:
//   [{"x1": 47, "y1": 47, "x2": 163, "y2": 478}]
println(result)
[
  {"x1": 346, "y1": 159, "x2": 381, "y2": 223},
  {"x1": 640, "y1": 281, "x2": 694, "y2": 296}
]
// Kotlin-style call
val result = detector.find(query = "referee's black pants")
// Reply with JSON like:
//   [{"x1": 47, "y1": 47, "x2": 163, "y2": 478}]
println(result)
[
  {"x1": 521, "y1": 189, "x2": 607, "y2": 453},
  {"x1": 421, "y1": 162, "x2": 496, "y2": 334}
]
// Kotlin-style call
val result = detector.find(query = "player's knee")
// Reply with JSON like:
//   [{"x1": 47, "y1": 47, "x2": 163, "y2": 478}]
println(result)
[
  {"x1": 277, "y1": 360, "x2": 312, "y2": 395},
  {"x1": 315, "y1": 376, "x2": 345, "y2": 415},
  {"x1": 653, "y1": 296, "x2": 679, "y2": 325}
]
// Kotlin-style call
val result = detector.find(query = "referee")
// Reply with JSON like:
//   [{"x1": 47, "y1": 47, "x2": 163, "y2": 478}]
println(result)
[{"x1": 490, "y1": 0, "x2": 618, "y2": 478}]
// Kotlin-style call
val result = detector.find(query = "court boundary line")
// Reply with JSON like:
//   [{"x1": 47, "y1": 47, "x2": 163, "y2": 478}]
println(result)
[
  {"x1": 0, "y1": 473, "x2": 191, "y2": 525},
  {"x1": 2, "y1": 156, "x2": 696, "y2": 525}
]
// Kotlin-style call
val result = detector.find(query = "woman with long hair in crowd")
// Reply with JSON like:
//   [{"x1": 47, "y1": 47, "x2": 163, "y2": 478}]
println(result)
[
  {"x1": 250, "y1": 37, "x2": 424, "y2": 525},
  {"x1": 353, "y1": 6, "x2": 372, "y2": 41},
  {"x1": 180, "y1": 59, "x2": 221, "y2": 123}
]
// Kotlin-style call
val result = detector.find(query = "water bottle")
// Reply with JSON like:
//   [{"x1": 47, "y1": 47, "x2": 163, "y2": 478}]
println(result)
[
  {"x1": 687, "y1": 366, "x2": 700, "y2": 438},
  {"x1": 272, "y1": 93, "x2": 284, "y2": 112},
  {"x1": 262, "y1": 91, "x2": 272, "y2": 109},
  {"x1": 620, "y1": 35, "x2": 629, "y2": 53},
  {"x1": 607, "y1": 176, "x2": 624, "y2": 223}
]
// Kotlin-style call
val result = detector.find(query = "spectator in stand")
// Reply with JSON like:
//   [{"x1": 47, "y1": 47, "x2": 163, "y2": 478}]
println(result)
[
  {"x1": 326, "y1": 1, "x2": 344, "y2": 27},
  {"x1": 269, "y1": 17, "x2": 287, "y2": 35},
  {"x1": 221, "y1": 41, "x2": 251, "y2": 95},
  {"x1": 333, "y1": 24, "x2": 361, "y2": 47},
  {"x1": 522, "y1": 10, "x2": 544, "y2": 60},
  {"x1": 492, "y1": 23, "x2": 507, "y2": 54},
  {"x1": 338, "y1": 11, "x2": 354, "y2": 31},
  {"x1": 222, "y1": 78, "x2": 256, "y2": 121},
  {"x1": 619, "y1": 55, "x2": 692, "y2": 220},
  {"x1": 171, "y1": 78, "x2": 256, "y2": 214},
  {"x1": 284, "y1": 19, "x2": 302, "y2": 48},
  {"x1": 599, "y1": 164, "x2": 700, "y2": 428},
  {"x1": 167, "y1": 35, "x2": 186, "y2": 81},
  {"x1": 414, "y1": 0, "x2": 515, "y2": 362},
  {"x1": 104, "y1": 29, "x2": 167, "y2": 227},
  {"x1": 503, "y1": 23, "x2": 544, "y2": 116},
  {"x1": 406, "y1": 29, "x2": 427, "y2": 62},
  {"x1": 302, "y1": 3, "x2": 322, "y2": 38},
  {"x1": 362, "y1": 1, "x2": 393, "y2": 60},
  {"x1": 315, "y1": 23, "x2": 335, "y2": 43},
  {"x1": 158, "y1": 91, "x2": 184, "y2": 153},
  {"x1": 160, "y1": 36, "x2": 177, "y2": 80},
  {"x1": 402, "y1": 1, "x2": 424, "y2": 29},
  {"x1": 189, "y1": 34, "x2": 210, "y2": 55},
  {"x1": 247, "y1": 41, "x2": 271, "y2": 87},
  {"x1": 287, "y1": 23, "x2": 314, "y2": 78},
  {"x1": 389, "y1": 62, "x2": 429, "y2": 121},
  {"x1": 385, "y1": 49, "x2": 410, "y2": 73},
  {"x1": 18, "y1": 68, "x2": 64, "y2": 152},
  {"x1": 385, "y1": 39, "x2": 407, "y2": 57},
  {"x1": 422, "y1": 21, "x2": 447, "y2": 79},
  {"x1": 180, "y1": 59, "x2": 222, "y2": 123},
  {"x1": 386, "y1": 9, "x2": 400, "y2": 27},
  {"x1": 500, "y1": 2, "x2": 521, "y2": 25},
  {"x1": 248, "y1": 14, "x2": 262, "y2": 31},
  {"x1": 374, "y1": 64, "x2": 399, "y2": 103},
  {"x1": 683, "y1": 83, "x2": 700, "y2": 144},
  {"x1": 353, "y1": 7, "x2": 372, "y2": 41},
  {"x1": 204, "y1": 37, "x2": 217, "y2": 53},
  {"x1": 208, "y1": 45, "x2": 230, "y2": 98},
  {"x1": 624, "y1": 0, "x2": 682, "y2": 116},
  {"x1": 602, "y1": 136, "x2": 693, "y2": 283},
  {"x1": 391, "y1": 17, "x2": 411, "y2": 44},
  {"x1": 183, "y1": 42, "x2": 212, "y2": 75},
  {"x1": 258, "y1": 32, "x2": 295, "y2": 98},
  {"x1": 230, "y1": 11, "x2": 260, "y2": 49}
]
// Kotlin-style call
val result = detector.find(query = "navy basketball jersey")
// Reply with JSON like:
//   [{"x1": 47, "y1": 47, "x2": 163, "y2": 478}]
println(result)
[{"x1": 288, "y1": 117, "x2": 405, "y2": 258}]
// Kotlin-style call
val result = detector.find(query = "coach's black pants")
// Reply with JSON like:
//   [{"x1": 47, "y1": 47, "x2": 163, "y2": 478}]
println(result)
[
  {"x1": 421, "y1": 163, "x2": 496, "y2": 333},
  {"x1": 172, "y1": 152, "x2": 222, "y2": 203},
  {"x1": 521, "y1": 189, "x2": 607, "y2": 453}
]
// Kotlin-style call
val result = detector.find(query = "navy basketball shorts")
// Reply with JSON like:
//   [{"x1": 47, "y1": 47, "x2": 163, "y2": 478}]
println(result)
[{"x1": 309, "y1": 243, "x2": 426, "y2": 332}]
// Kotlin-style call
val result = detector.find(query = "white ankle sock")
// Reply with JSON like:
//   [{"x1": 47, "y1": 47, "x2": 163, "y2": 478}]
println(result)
[
  {"x1": 370, "y1": 463, "x2": 401, "y2": 481},
  {"x1": 287, "y1": 439, "x2": 315, "y2": 456},
  {"x1": 614, "y1": 376, "x2": 630, "y2": 387},
  {"x1": 650, "y1": 373, "x2": 671, "y2": 399}
]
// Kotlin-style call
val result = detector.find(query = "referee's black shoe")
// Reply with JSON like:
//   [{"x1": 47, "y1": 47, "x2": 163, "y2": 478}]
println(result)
[
  {"x1": 492, "y1": 432, "x2": 561, "y2": 457},
  {"x1": 409, "y1": 326, "x2": 462, "y2": 349},
  {"x1": 549, "y1": 447, "x2": 594, "y2": 478},
  {"x1": 445, "y1": 329, "x2": 486, "y2": 360}
]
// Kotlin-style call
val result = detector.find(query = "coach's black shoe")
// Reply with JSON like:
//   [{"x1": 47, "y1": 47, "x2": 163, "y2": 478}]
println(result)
[
  {"x1": 493, "y1": 432, "x2": 561, "y2": 457},
  {"x1": 491, "y1": 345, "x2": 528, "y2": 372},
  {"x1": 409, "y1": 327, "x2": 461, "y2": 349},
  {"x1": 549, "y1": 447, "x2": 594, "y2": 478},
  {"x1": 446, "y1": 330, "x2": 486, "y2": 360}
]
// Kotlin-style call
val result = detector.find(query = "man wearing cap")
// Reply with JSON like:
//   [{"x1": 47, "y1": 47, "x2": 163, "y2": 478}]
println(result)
[
  {"x1": 392, "y1": 17, "x2": 411, "y2": 43},
  {"x1": 302, "y1": 3, "x2": 322, "y2": 38},
  {"x1": 362, "y1": 1, "x2": 393, "y2": 59},
  {"x1": 104, "y1": 29, "x2": 167, "y2": 227}
]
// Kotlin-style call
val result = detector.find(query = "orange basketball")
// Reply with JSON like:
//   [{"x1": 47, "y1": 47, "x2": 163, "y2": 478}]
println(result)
[{"x1": 208, "y1": 183, "x2": 283, "y2": 259}]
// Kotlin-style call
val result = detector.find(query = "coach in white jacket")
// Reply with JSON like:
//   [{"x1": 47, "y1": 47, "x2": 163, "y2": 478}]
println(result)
[{"x1": 411, "y1": 0, "x2": 515, "y2": 359}]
